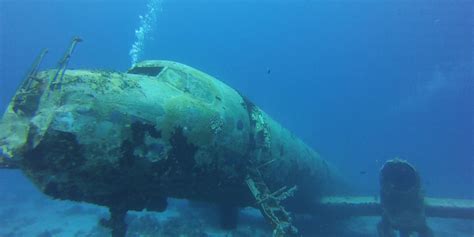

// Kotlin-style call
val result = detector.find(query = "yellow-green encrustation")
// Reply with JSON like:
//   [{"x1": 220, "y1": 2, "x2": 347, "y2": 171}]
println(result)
[{"x1": 0, "y1": 60, "x2": 343, "y2": 214}]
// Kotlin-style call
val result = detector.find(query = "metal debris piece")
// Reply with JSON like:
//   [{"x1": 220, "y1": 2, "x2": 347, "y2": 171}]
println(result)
[{"x1": 246, "y1": 166, "x2": 299, "y2": 237}]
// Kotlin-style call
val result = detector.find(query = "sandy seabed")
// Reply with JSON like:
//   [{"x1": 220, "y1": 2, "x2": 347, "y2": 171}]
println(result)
[{"x1": 0, "y1": 172, "x2": 472, "y2": 237}]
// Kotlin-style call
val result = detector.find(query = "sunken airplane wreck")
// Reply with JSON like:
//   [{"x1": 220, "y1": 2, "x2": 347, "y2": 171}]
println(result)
[{"x1": 0, "y1": 38, "x2": 473, "y2": 237}]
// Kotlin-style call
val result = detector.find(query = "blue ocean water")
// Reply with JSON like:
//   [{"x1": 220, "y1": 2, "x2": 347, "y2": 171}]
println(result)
[{"x1": 0, "y1": 0, "x2": 473, "y2": 236}]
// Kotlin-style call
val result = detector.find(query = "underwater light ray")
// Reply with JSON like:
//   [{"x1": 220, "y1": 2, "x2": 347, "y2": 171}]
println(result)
[{"x1": 129, "y1": 0, "x2": 164, "y2": 66}]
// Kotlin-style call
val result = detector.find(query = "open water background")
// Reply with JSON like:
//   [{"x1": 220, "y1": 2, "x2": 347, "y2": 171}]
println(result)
[{"x1": 0, "y1": 0, "x2": 472, "y2": 235}]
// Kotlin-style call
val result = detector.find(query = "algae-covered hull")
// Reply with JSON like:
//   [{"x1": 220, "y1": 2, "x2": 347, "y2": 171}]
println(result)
[{"x1": 0, "y1": 60, "x2": 342, "y2": 213}]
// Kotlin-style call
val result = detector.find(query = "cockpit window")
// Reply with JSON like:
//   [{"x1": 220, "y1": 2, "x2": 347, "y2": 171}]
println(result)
[{"x1": 128, "y1": 66, "x2": 164, "y2": 77}]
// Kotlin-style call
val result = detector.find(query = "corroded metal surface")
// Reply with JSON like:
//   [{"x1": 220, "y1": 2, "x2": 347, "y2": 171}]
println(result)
[
  {"x1": 0, "y1": 60, "x2": 343, "y2": 214},
  {"x1": 378, "y1": 159, "x2": 433, "y2": 237}
]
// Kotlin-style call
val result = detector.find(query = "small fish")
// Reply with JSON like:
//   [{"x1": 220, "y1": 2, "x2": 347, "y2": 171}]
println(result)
[
  {"x1": 266, "y1": 68, "x2": 271, "y2": 74},
  {"x1": 359, "y1": 171, "x2": 367, "y2": 175}
]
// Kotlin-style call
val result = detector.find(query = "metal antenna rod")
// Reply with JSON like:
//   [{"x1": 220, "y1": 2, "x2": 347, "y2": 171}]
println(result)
[
  {"x1": 22, "y1": 48, "x2": 48, "y2": 91},
  {"x1": 10, "y1": 48, "x2": 48, "y2": 116},
  {"x1": 50, "y1": 36, "x2": 83, "y2": 91}
]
